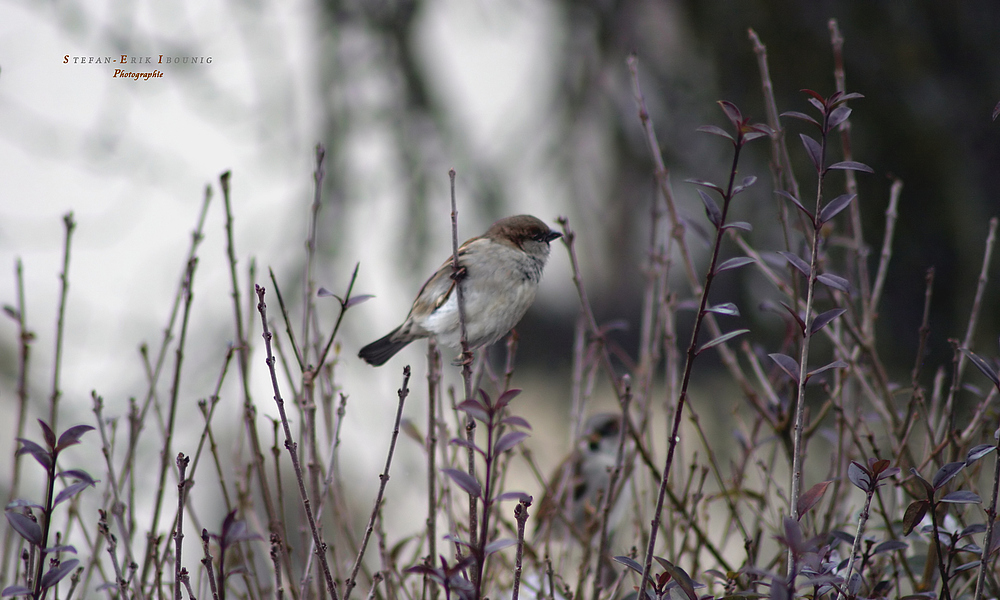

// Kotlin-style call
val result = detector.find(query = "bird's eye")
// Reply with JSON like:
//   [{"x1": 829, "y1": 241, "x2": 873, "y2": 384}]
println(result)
[{"x1": 589, "y1": 441, "x2": 600, "y2": 451}]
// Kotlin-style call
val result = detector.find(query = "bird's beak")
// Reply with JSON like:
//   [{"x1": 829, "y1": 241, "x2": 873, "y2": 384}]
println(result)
[{"x1": 544, "y1": 231, "x2": 562, "y2": 243}]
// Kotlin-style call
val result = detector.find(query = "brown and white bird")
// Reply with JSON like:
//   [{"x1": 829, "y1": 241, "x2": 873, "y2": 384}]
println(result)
[
  {"x1": 358, "y1": 214, "x2": 562, "y2": 366},
  {"x1": 535, "y1": 413, "x2": 629, "y2": 542}
]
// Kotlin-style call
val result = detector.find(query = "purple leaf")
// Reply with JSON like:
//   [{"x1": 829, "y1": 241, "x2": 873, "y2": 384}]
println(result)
[
  {"x1": 732, "y1": 175, "x2": 757, "y2": 195},
  {"x1": 781, "y1": 111, "x2": 820, "y2": 127},
  {"x1": 5, "y1": 511, "x2": 42, "y2": 546},
  {"x1": 343, "y1": 294, "x2": 375, "y2": 309},
  {"x1": 777, "y1": 301, "x2": 806, "y2": 335},
  {"x1": 38, "y1": 420, "x2": 56, "y2": 449},
  {"x1": 827, "y1": 106, "x2": 852, "y2": 129},
  {"x1": 932, "y1": 461, "x2": 965, "y2": 490},
  {"x1": 967, "y1": 444, "x2": 996, "y2": 464},
  {"x1": 613, "y1": 556, "x2": 645, "y2": 576},
  {"x1": 775, "y1": 190, "x2": 814, "y2": 222},
  {"x1": 848, "y1": 461, "x2": 871, "y2": 492},
  {"x1": 317, "y1": 287, "x2": 336, "y2": 297},
  {"x1": 723, "y1": 221, "x2": 753, "y2": 232},
  {"x1": 484, "y1": 538, "x2": 517, "y2": 556},
  {"x1": 716, "y1": 257, "x2": 755, "y2": 273},
  {"x1": 807, "y1": 360, "x2": 848, "y2": 381},
  {"x1": 797, "y1": 481, "x2": 832, "y2": 517},
  {"x1": 696, "y1": 125, "x2": 734, "y2": 142},
  {"x1": 40, "y1": 559, "x2": 79, "y2": 590},
  {"x1": 448, "y1": 438, "x2": 484, "y2": 456},
  {"x1": 442, "y1": 468, "x2": 481, "y2": 498},
  {"x1": 827, "y1": 161, "x2": 874, "y2": 174},
  {"x1": 769, "y1": 353, "x2": 800, "y2": 383},
  {"x1": 494, "y1": 431, "x2": 529, "y2": 454},
  {"x1": 778, "y1": 251, "x2": 811, "y2": 278},
  {"x1": 810, "y1": 308, "x2": 847, "y2": 335},
  {"x1": 902, "y1": 500, "x2": 929, "y2": 535},
  {"x1": 56, "y1": 425, "x2": 94, "y2": 451},
  {"x1": 41, "y1": 545, "x2": 77, "y2": 555},
  {"x1": 940, "y1": 490, "x2": 981, "y2": 504},
  {"x1": 698, "y1": 329, "x2": 750, "y2": 354},
  {"x1": 2, "y1": 585, "x2": 32, "y2": 597},
  {"x1": 799, "y1": 134, "x2": 823, "y2": 173},
  {"x1": 961, "y1": 348, "x2": 1000, "y2": 389},
  {"x1": 718, "y1": 100, "x2": 743, "y2": 128},
  {"x1": 697, "y1": 189, "x2": 722, "y2": 228},
  {"x1": 456, "y1": 399, "x2": 489, "y2": 424},
  {"x1": 817, "y1": 273, "x2": 852, "y2": 294},
  {"x1": 54, "y1": 481, "x2": 95, "y2": 507},
  {"x1": 501, "y1": 416, "x2": 532, "y2": 430},
  {"x1": 705, "y1": 303, "x2": 740, "y2": 317},
  {"x1": 16, "y1": 439, "x2": 52, "y2": 470},
  {"x1": 495, "y1": 388, "x2": 522, "y2": 411},
  {"x1": 818, "y1": 194, "x2": 856, "y2": 225},
  {"x1": 494, "y1": 491, "x2": 531, "y2": 503},
  {"x1": 873, "y1": 540, "x2": 908, "y2": 554},
  {"x1": 685, "y1": 178, "x2": 724, "y2": 195}
]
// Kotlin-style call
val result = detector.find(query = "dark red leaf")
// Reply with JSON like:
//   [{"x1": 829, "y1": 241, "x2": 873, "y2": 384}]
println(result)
[
  {"x1": 797, "y1": 481, "x2": 832, "y2": 517},
  {"x1": 902, "y1": 500, "x2": 929, "y2": 535}
]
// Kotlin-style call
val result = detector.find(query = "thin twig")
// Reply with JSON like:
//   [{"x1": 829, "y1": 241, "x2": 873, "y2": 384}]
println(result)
[
  {"x1": 256, "y1": 285, "x2": 340, "y2": 600},
  {"x1": 48, "y1": 212, "x2": 76, "y2": 431},
  {"x1": 142, "y1": 257, "x2": 198, "y2": 587},
  {"x1": 174, "y1": 454, "x2": 191, "y2": 600},
  {"x1": 344, "y1": 367, "x2": 411, "y2": 600}
]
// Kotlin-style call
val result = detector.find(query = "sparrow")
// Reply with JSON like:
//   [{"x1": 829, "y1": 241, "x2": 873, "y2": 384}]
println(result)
[
  {"x1": 358, "y1": 214, "x2": 562, "y2": 366},
  {"x1": 534, "y1": 413, "x2": 629, "y2": 542},
  {"x1": 534, "y1": 413, "x2": 631, "y2": 588}
]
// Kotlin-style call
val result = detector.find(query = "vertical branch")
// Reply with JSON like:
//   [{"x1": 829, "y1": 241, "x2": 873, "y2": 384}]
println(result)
[
  {"x1": 142, "y1": 258, "x2": 198, "y2": 587},
  {"x1": 448, "y1": 169, "x2": 479, "y2": 570},
  {"x1": 255, "y1": 285, "x2": 339, "y2": 600},
  {"x1": 219, "y1": 173, "x2": 294, "y2": 594},
  {"x1": 174, "y1": 454, "x2": 191, "y2": 600},
  {"x1": 425, "y1": 341, "x2": 442, "y2": 600},
  {"x1": 49, "y1": 212, "x2": 76, "y2": 431},
  {"x1": 344, "y1": 367, "x2": 411, "y2": 600},
  {"x1": 2, "y1": 258, "x2": 34, "y2": 583}
]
